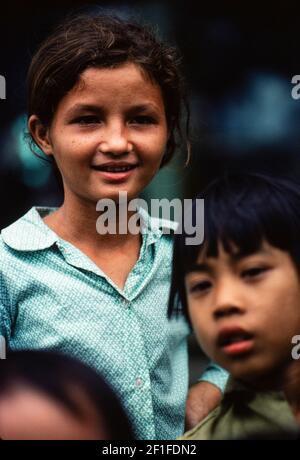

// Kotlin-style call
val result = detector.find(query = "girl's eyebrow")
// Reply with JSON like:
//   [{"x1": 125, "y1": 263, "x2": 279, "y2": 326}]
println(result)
[
  {"x1": 65, "y1": 102, "x2": 160, "y2": 118},
  {"x1": 65, "y1": 104, "x2": 102, "y2": 117},
  {"x1": 127, "y1": 103, "x2": 160, "y2": 112}
]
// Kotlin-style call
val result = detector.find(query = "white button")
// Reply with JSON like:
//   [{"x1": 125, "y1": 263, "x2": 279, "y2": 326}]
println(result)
[
  {"x1": 135, "y1": 377, "x2": 143, "y2": 388},
  {"x1": 123, "y1": 299, "x2": 130, "y2": 308}
]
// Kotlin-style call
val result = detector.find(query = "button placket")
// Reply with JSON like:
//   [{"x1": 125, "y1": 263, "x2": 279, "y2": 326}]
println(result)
[{"x1": 123, "y1": 298, "x2": 130, "y2": 308}]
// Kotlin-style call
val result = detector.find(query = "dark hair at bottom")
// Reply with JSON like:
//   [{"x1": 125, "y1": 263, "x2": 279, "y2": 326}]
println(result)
[
  {"x1": 0, "y1": 350, "x2": 134, "y2": 440},
  {"x1": 168, "y1": 172, "x2": 300, "y2": 323}
]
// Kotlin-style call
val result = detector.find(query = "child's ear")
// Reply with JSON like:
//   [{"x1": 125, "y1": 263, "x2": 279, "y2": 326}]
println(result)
[{"x1": 27, "y1": 115, "x2": 53, "y2": 157}]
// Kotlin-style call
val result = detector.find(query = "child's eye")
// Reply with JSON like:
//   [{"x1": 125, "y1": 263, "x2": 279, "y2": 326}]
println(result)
[
  {"x1": 129, "y1": 115, "x2": 156, "y2": 125},
  {"x1": 189, "y1": 280, "x2": 212, "y2": 294},
  {"x1": 241, "y1": 267, "x2": 269, "y2": 279},
  {"x1": 74, "y1": 115, "x2": 101, "y2": 125}
]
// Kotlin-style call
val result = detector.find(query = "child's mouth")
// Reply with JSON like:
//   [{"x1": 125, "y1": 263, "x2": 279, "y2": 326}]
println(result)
[
  {"x1": 217, "y1": 327, "x2": 254, "y2": 357},
  {"x1": 91, "y1": 163, "x2": 138, "y2": 182},
  {"x1": 92, "y1": 164, "x2": 137, "y2": 173}
]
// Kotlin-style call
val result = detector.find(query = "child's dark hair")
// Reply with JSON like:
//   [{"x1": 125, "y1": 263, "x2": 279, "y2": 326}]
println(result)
[
  {"x1": 0, "y1": 350, "x2": 134, "y2": 440},
  {"x1": 27, "y1": 13, "x2": 189, "y2": 167},
  {"x1": 168, "y1": 172, "x2": 300, "y2": 323}
]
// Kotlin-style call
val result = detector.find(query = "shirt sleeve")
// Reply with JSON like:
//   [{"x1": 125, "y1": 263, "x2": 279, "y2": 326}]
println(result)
[{"x1": 198, "y1": 362, "x2": 229, "y2": 393}]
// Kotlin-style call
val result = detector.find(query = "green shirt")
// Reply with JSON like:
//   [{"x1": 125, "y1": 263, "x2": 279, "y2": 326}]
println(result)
[
  {"x1": 180, "y1": 378, "x2": 299, "y2": 440},
  {"x1": 0, "y1": 207, "x2": 228, "y2": 440}
]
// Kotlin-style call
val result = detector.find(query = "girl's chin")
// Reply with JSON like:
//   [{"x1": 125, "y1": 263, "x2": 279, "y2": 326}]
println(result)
[{"x1": 93, "y1": 190, "x2": 139, "y2": 203}]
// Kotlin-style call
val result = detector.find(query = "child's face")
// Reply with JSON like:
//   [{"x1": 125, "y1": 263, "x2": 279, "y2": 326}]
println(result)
[
  {"x1": 0, "y1": 384, "x2": 107, "y2": 440},
  {"x1": 185, "y1": 241, "x2": 300, "y2": 386},
  {"x1": 31, "y1": 62, "x2": 168, "y2": 203}
]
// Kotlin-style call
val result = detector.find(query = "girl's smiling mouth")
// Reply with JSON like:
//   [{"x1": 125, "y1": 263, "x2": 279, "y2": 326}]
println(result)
[{"x1": 91, "y1": 162, "x2": 138, "y2": 182}]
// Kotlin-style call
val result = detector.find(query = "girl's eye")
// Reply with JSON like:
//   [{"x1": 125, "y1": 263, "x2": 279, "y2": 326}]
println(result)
[
  {"x1": 129, "y1": 115, "x2": 156, "y2": 125},
  {"x1": 241, "y1": 267, "x2": 269, "y2": 279},
  {"x1": 189, "y1": 280, "x2": 212, "y2": 294},
  {"x1": 74, "y1": 116, "x2": 101, "y2": 125}
]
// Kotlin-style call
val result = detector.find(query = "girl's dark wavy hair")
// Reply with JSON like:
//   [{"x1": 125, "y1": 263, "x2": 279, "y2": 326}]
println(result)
[
  {"x1": 0, "y1": 349, "x2": 134, "y2": 440},
  {"x1": 168, "y1": 172, "x2": 300, "y2": 323},
  {"x1": 27, "y1": 12, "x2": 190, "y2": 167}
]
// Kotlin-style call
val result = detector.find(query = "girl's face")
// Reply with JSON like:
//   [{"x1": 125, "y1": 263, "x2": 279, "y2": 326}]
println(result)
[
  {"x1": 185, "y1": 241, "x2": 300, "y2": 388},
  {"x1": 29, "y1": 62, "x2": 168, "y2": 204}
]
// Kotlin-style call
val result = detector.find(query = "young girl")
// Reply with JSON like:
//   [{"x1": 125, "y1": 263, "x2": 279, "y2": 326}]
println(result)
[{"x1": 0, "y1": 13, "x2": 227, "y2": 439}]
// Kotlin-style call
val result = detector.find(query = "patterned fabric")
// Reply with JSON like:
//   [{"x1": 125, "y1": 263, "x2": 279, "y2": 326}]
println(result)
[
  {"x1": 0, "y1": 207, "x2": 228, "y2": 439},
  {"x1": 180, "y1": 377, "x2": 300, "y2": 440}
]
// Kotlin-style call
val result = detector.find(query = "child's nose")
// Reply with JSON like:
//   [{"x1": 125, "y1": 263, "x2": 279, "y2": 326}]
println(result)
[
  {"x1": 213, "y1": 304, "x2": 242, "y2": 320},
  {"x1": 213, "y1": 282, "x2": 245, "y2": 319},
  {"x1": 98, "y1": 122, "x2": 132, "y2": 155}
]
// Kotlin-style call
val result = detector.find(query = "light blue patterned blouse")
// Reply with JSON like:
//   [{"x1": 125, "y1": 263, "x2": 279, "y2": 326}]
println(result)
[{"x1": 0, "y1": 207, "x2": 228, "y2": 439}]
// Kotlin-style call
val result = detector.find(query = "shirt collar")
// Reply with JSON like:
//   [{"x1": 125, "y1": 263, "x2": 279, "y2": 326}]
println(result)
[
  {"x1": 221, "y1": 377, "x2": 300, "y2": 436},
  {"x1": 138, "y1": 205, "x2": 178, "y2": 246},
  {"x1": 224, "y1": 376, "x2": 287, "y2": 402},
  {"x1": 1, "y1": 206, "x2": 178, "y2": 252},
  {"x1": 1, "y1": 207, "x2": 58, "y2": 251}
]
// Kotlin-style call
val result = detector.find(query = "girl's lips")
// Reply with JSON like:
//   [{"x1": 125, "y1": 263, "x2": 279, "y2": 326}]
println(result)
[{"x1": 91, "y1": 165, "x2": 138, "y2": 182}]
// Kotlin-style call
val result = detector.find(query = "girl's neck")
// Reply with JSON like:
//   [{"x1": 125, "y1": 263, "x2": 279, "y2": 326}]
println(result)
[
  {"x1": 43, "y1": 195, "x2": 143, "y2": 289},
  {"x1": 43, "y1": 195, "x2": 140, "y2": 249}
]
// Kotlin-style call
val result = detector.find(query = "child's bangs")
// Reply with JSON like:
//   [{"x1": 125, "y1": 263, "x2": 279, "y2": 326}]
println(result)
[
  {"x1": 183, "y1": 173, "x2": 300, "y2": 272},
  {"x1": 201, "y1": 197, "x2": 266, "y2": 260}
]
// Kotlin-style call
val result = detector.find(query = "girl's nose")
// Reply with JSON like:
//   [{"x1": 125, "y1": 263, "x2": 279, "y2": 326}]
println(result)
[{"x1": 98, "y1": 122, "x2": 132, "y2": 155}]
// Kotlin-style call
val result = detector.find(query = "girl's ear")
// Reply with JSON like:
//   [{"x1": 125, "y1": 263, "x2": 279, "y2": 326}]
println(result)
[{"x1": 27, "y1": 115, "x2": 53, "y2": 156}]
